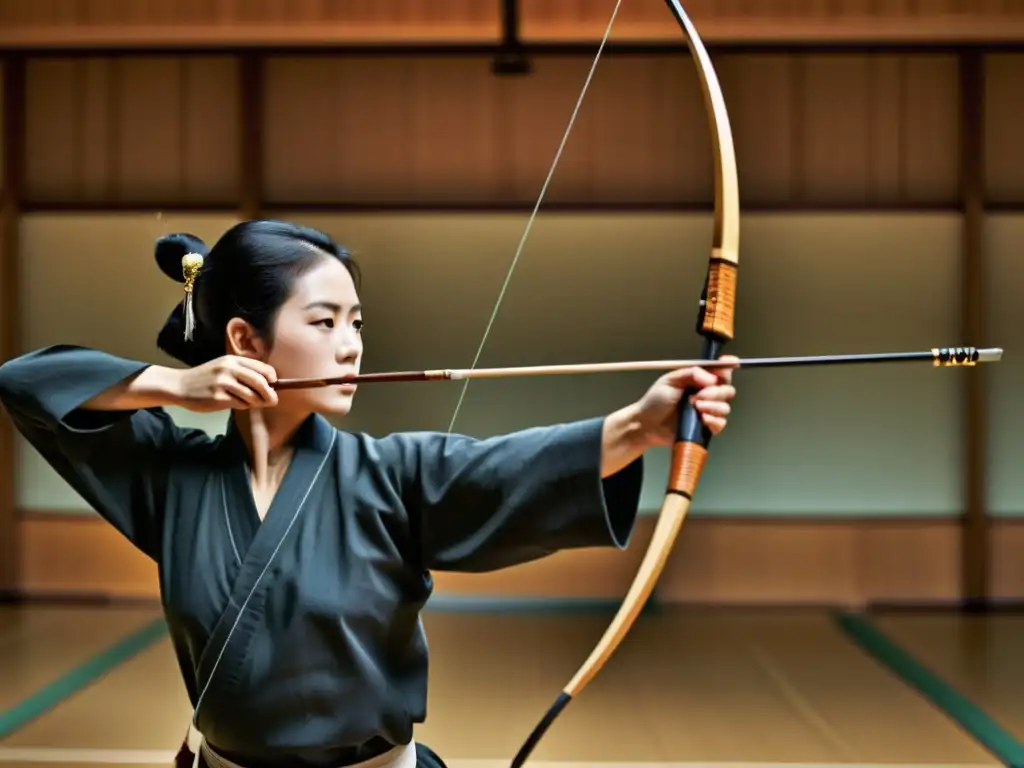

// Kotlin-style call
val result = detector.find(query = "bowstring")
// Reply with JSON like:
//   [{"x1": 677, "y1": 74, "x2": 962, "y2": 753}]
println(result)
[{"x1": 445, "y1": 0, "x2": 624, "y2": 435}]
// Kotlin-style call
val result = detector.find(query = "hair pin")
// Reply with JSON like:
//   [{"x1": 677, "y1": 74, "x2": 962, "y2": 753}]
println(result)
[{"x1": 181, "y1": 252, "x2": 204, "y2": 341}]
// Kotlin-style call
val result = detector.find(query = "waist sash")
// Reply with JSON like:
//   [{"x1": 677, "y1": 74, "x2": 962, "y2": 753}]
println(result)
[{"x1": 179, "y1": 723, "x2": 416, "y2": 768}]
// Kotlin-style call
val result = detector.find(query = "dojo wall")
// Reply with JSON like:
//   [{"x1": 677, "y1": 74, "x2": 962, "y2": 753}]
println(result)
[{"x1": 4, "y1": 50, "x2": 1023, "y2": 605}]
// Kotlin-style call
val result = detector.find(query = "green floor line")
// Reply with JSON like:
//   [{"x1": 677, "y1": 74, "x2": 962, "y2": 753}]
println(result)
[
  {"x1": 0, "y1": 617, "x2": 167, "y2": 740},
  {"x1": 834, "y1": 610, "x2": 1024, "y2": 768}
]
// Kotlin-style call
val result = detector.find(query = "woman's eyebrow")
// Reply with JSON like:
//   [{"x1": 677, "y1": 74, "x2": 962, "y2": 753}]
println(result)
[{"x1": 303, "y1": 301, "x2": 361, "y2": 313}]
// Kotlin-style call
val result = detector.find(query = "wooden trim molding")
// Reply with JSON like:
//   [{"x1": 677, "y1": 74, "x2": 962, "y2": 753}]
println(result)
[
  {"x1": 0, "y1": 1, "x2": 1022, "y2": 48},
  {"x1": 17, "y1": 513, "x2": 1024, "y2": 606},
  {"x1": 18, "y1": 201, "x2": 974, "y2": 215}
]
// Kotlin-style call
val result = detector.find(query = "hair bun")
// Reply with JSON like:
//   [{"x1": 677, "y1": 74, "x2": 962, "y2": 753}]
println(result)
[{"x1": 155, "y1": 233, "x2": 208, "y2": 284}]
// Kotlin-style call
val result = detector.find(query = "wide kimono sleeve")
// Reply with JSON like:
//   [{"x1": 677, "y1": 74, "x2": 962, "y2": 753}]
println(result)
[
  {"x1": 381, "y1": 416, "x2": 645, "y2": 573},
  {"x1": 0, "y1": 344, "x2": 211, "y2": 560}
]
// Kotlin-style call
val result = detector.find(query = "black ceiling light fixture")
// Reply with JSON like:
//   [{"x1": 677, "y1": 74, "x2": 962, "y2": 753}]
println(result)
[{"x1": 492, "y1": 0, "x2": 532, "y2": 75}]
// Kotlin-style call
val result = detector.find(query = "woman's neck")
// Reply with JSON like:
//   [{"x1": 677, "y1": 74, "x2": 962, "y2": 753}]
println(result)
[
  {"x1": 233, "y1": 409, "x2": 311, "y2": 520},
  {"x1": 233, "y1": 408, "x2": 307, "y2": 475}
]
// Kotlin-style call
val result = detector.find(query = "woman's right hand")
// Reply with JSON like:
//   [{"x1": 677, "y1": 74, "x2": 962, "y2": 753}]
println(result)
[{"x1": 174, "y1": 356, "x2": 279, "y2": 412}]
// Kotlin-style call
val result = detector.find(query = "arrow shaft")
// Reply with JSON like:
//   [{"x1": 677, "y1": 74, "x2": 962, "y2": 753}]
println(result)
[{"x1": 272, "y1": 347, "x2": 1002, "y2": 390}]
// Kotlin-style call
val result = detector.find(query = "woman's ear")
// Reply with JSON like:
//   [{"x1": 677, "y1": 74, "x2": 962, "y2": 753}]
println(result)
[{"x1": 225, "y1": 317, "x2": 268, "y2": 359}]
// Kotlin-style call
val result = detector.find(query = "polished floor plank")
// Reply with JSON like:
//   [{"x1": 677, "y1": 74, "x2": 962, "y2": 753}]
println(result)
[
  {"x1": 1, "y1": 639, "x2": 191, "y2": 751},
  {"x1": 871, "y1": 613, "x2": 1024, "y2": 743},
  {"x1": 0, "y1": 607, "x2": 1000, "y2": 765},
  {"x1": 400, "y1": 610, "x2": 996, "y2": 763},
  {"x1": 0, "y1": 749, "x2": 172, "y2": 767},
  {"x1": 0, "y1": 606, "x2": 163, "y2": 716},
  {"x1": 717, "y1": 611, "x2": 997, "y2": 764},
  {"x1": 0, "y1": 756, "x2": 1000, "y2": 768},
  {"x1": 0, "y1": 755, "x2": 998, "y2": 768}
]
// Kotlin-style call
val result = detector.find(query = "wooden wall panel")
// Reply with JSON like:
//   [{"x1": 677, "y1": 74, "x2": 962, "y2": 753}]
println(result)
[
  {"x1": 263, "y1": 57, "x2": 506, "y2": 205},
  {"x1": 17, "y1": 50, "x2": 1024, "y2": 209},
  {"x1": 659, "y1": 520, "x2": 962, "y2": 606},
  {"x1": 0, "y1": 0, "x2": 500, "y2": 47},
  {"x1": 511, "y1": 56, "x2": 710, "y2": 205},
  {"x1": 262, "y1": 55, "x2": 713, "y2": 206},
  {"x1": 0, "y1": 0, "x2": 493, "y2": 28},
  {"x1": 15, "y1": 50, "x2": 1024, "y2": 207},
  {"x1": 992, "y1": 522, "x2": 1024, "y2": 600},
  {"x1": 262, "y1": 52, "x2": 959, "y2": 208},
  {"x1": 985, "y1": 54, "x2": 1024, "y2": 205},
  {"x1": 0, "y1": 60, "x2": 4, "y2": 189},
  {"x1": 26, "y1": 514, "x2": 1024, "y2": 607},
  {"x1": 24, "y1": 56, "x2": 239, "y2": 205},
  {"x1": 19, "y1": 514, "x2": 159, "y2": 600},
  {"x1": 716, "y1": 54, "x2": 796, "y2": 204},
  {"x1": 760, "y1": 53, "x2": 958, "y2": 206},
  {"x1": 794, "y1": 54, "x2": 958, "y2": 204},
  {"x1": 0, "y1": 58, "x2": 14, "y2": 596}
]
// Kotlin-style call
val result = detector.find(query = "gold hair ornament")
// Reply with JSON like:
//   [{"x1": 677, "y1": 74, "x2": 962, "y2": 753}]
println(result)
[{"x1": 181, "y1": 252, "x2": 204, "y2": 341}]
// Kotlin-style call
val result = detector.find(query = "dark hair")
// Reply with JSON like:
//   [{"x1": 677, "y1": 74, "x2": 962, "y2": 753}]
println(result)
[{"x1": 155, "y1": 219, "x2": 361, "y2": 367}]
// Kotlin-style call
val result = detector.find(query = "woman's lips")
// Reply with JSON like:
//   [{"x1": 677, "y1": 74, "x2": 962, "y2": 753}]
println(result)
[{"x1": 333, "y1": 371, "x2": 358, "y2": 392}]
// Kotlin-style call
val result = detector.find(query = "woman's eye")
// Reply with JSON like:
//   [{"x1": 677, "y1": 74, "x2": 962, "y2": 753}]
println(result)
[
  {"x1": 314, "y1": 318, "x2": 335, "y2": 329},
  {"x1": 353, "y1": 319, "x2": 364, "y2": 333}
]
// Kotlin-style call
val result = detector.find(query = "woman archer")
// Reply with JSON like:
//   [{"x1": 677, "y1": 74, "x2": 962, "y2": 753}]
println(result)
[{"x1": 0, "y1": 220, "x2": 737, "y2": 768}]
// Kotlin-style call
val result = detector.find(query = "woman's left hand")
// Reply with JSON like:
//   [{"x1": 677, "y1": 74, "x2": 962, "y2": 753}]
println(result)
[{"x1": 635, "y1": 356, "x2": 738, "y2": 447}]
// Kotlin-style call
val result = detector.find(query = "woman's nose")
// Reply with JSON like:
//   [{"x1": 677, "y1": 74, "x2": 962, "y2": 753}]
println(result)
[{"x1": 336, "y1": 336, "x2": 361, "y2": 363}]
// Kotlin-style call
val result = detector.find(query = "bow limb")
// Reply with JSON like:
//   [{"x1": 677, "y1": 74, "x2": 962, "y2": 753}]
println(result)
[{"x1": 508, "y1": 2, "x2": 740, "y2": 765}]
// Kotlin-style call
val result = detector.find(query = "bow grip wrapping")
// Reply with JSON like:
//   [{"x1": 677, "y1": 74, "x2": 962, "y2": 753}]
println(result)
[
  {"x1": 669, "y1": 336, "x2": 720, "y2": 497},
  {"x1": 701, "y1": 253, "x2": 738, "y2": 339},
  {"x1": 670, "y1": 250, "x2": 737, "y2": 497}
]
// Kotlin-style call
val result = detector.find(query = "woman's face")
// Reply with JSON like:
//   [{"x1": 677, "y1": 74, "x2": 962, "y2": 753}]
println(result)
[{"x1": 263, "y1": 257, "x2": 364, "y2": 416}]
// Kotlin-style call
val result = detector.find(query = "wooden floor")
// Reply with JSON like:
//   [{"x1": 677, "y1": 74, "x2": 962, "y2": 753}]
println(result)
[
  {"x1": 871, "y1": 612, "x2": 1024, "y2": 749},
  {"x1": 0, "y1": 604, "x2": 1012, "y2": 767}
]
